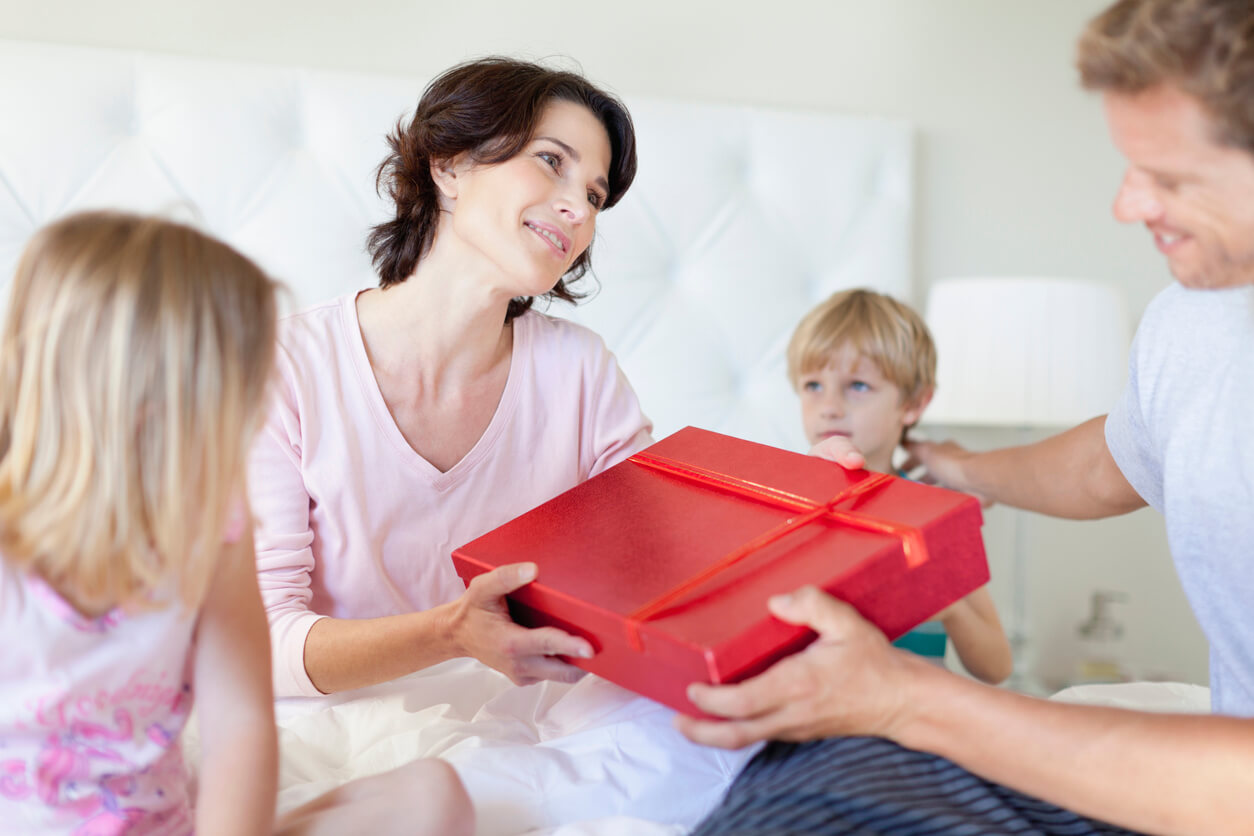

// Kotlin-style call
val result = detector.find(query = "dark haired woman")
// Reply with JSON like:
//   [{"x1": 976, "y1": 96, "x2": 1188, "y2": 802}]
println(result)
[{"x1": 248, "y1": 58, "x2": 652, "y2": 698}]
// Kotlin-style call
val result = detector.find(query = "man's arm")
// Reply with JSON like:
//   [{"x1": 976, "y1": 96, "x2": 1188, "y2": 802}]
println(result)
[
  {"x1": 909, "y1": 663, "x2": 1254, "y2": 836},
  {"x1": 678, "y1": 587, "x2": 1254, "y2": 836},
  {"x1": 906, "y1": 416, "x2": 1146, "y2": 519}
]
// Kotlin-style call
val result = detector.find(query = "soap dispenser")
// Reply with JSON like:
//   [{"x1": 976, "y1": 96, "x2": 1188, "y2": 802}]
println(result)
[{"x1": 1074, "y1": 590, "x2": 1131, "y2": 685}]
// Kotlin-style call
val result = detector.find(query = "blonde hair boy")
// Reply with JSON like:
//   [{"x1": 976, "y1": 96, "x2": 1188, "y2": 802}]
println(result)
[
  {"x1": 787, "y1": 288, "x2": 935, "y2": 474},
  {"x1": 787, "y1": 288, "x2": 1011, "y2": 685}
]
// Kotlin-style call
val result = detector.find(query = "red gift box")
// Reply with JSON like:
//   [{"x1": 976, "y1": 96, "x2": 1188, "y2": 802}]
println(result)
[{"x1": 452, "y1": 426, "x2": 989, "y2": 715}]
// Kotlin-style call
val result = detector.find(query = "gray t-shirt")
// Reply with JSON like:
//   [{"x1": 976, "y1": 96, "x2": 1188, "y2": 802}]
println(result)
[{"x1": 1105, "y1": 282, "x2": 1254, "y2": 717}]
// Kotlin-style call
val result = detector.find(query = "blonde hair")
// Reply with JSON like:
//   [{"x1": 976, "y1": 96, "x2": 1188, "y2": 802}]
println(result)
[
  {"x1": 787, "y1": 288, "x2": 936, "y2": 405},
  {"x1": 1077, "y1": 0, "x2": 1254, "y2": 154},
  {"x1": 0, "y1": 211, "x2": 278, "y2": 613}
]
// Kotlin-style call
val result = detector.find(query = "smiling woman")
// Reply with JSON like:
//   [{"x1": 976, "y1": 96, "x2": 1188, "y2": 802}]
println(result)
[
  {"x1": 432, "y1": 100, "x2": 612, "y2": 300},
  {"x1": 247, "y1": 57, "x2": 653, "y2": 702},
  {"x1": 368, "y1": 57, "x2": 636, "y2": 314}
]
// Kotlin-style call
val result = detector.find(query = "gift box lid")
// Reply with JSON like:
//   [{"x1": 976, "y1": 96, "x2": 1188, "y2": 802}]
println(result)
[{"x1": 453, "y1": 426, "x2": 988, "y2": 700}]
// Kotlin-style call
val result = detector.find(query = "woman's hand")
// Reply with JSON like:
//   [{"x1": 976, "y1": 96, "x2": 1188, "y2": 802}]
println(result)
[
  {"x1": 445, "y1": 562, "x2": 595, "y2": 686},
  {"x1": 675, "y1": 586, "x2": 933, "y2": 750}
]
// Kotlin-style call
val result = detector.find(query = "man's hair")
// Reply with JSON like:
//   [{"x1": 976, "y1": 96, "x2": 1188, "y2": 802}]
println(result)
[
  {"x1": 0, "y1": 211, "x2": 278, "y2": 613},
  {"x1": 786, "y1": 288, "x2": 936, "y2": 405},
  {"x1": 1077, "y1": 0, "x2": 1254, "y2": 153}
]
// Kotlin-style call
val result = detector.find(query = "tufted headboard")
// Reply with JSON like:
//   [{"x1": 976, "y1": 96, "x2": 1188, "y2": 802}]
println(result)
[{"x1": 0, "y1": 39, "x2": 913, "y2": 453}]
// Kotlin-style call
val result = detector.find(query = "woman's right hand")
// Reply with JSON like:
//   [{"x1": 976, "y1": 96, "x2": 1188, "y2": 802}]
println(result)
[{"x1": 444, "y1": 562, "x2": 594, "y2": 686}]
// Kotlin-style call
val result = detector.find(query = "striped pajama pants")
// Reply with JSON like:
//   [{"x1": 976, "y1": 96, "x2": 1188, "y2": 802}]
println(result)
[{"x1": 691, "y1": 736, "x2": 1144, "y2": 836}]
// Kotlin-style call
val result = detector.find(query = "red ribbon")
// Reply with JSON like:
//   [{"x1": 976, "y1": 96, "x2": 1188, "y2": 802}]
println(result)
[{"x1": 622, "y1": 450, "x2": 928, "y2": 653}]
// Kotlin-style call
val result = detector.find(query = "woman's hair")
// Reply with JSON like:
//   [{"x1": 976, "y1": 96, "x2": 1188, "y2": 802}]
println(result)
[
  {"x1": 786, "y1": 288, "x2": 937, "y2": 405},
  {"x1": 0, "y1": 211, "x2": 278, "y2": 612},
  {"x1": 367, "y1": 56, "x2": 638, "y2": 322},
  {"x1": 1077, "y1": 0, "x2": 1254, "y2": 154}
]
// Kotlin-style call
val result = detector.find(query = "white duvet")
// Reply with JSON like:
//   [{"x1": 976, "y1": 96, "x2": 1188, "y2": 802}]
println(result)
[
  {"x1": 186, "y1": 658, "x2": 757, "y2": 836},
  {"x1": 184, "y1": 662, "x2": 1210, "y2": 836}
]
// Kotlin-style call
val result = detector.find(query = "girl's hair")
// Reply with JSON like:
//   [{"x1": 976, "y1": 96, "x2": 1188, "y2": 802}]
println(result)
[
  {"x1": 0, "y1": 211, "x2": 278, "y2": 613},
  {"x1": 366, "y1": 56, "x2": 638, "y2": 323},
  {"x1": 787, "y1": 288, "x2": 937, "y2": 405}
]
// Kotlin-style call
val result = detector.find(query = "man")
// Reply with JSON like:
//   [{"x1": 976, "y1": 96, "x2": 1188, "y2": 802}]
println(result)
[{"x1": 678, "y1": 1, "x2": 1254, "y2": 833}]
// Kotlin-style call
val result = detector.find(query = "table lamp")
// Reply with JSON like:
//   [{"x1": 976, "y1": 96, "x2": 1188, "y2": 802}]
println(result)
[{"x1": 920, "y1": 276, "x2": 1132, "y2": 692}]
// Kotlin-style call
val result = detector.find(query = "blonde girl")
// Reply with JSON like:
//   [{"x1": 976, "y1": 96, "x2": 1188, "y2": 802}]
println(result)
[{"x1": 0, "y1": 211, "x2": 471, "y2": 836}]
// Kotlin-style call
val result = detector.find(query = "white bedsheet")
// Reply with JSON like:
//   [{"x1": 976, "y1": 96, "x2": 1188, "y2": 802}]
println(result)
[
  {"x1": 185, "y1": 658, "x2": 757, "y2": 836},
  {"x1": 184, "y1": 667, "x2": 1210, "y2": 835},
  {"x1": 1049, "y1": 680, "x2": 1210, "y2": 713}
]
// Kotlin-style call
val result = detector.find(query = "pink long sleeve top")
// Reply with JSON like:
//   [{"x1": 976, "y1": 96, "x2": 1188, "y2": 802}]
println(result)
[{"x1": 248, "y1": 293, "x2": 654, "y2": 697}]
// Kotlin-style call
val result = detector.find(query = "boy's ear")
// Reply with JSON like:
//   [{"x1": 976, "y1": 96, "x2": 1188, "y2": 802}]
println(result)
[{"x1": 901, "y1": 386, "x2": 934, "y2": 427}]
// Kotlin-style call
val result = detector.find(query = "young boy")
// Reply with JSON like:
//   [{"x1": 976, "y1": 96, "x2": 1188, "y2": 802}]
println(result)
[{"x1": 787, "y1": 288, "x2": 1013, "y2": 685}]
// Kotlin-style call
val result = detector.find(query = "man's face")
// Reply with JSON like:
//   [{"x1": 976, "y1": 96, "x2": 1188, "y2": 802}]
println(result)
[{"x1": 1104, "y1": 84, "x2": 1254, "y2": 289}]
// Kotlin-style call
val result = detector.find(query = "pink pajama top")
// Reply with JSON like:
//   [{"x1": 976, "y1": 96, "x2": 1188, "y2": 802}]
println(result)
[
  {"x1": 0, "y1": 511, "x2": 246, "y2": 835},
  {"x1": 248, "y1": 294, "x2": 654, "y2": 698}
]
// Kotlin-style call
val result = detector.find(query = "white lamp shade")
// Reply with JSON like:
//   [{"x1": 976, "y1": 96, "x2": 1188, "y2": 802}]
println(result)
[{"x1": 922, "y1": 277, "x2": 1131, "y2": 428}]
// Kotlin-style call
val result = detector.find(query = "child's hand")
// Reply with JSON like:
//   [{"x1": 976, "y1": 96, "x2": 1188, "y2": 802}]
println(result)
[{"x1": 808, "y1": 436, "x2": 866, "y2": 470}]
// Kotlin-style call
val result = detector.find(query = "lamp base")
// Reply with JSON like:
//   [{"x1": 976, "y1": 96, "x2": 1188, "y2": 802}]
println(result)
[{"x1": 1004, "y1": 631, "x2": 1053, "y2": 697}]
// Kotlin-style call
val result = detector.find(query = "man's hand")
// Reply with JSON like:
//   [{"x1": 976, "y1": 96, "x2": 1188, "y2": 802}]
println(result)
[
  {"x1": 445, "y1": 562, "x2": 594, "y2": 686},
  {"x1": 674, "y1": 586, "x2": 928, "y2": 749},
  {"x1": 903, "y1": 438, "x2": 992, "y2": 506}
]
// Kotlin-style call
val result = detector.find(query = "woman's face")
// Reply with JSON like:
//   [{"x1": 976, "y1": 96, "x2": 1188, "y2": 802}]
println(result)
[{"x1": 439, "y1": 99, "x2": 612, "y2": 298}]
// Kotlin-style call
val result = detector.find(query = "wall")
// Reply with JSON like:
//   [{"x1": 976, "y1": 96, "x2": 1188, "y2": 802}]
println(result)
[{"x1": 0, "y1": 0, "x2": 1208, "y2": 686}]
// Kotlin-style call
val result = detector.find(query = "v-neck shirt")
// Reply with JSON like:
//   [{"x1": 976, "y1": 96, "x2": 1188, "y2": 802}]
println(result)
[{"x1": 249, "y1": 293, "x2": 653, "y2": 697}]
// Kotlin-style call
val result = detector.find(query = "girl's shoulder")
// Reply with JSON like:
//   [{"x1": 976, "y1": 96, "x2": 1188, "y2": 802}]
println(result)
[
  {"x1": 0, "y1": 558, "x2": 190, "y2": 637},
  {"x1": 0, "y1": 556, "x2": 21, "y2": 619},
  {"x1": 0, "y1": 542, "x2": 118, "y2": 634}
]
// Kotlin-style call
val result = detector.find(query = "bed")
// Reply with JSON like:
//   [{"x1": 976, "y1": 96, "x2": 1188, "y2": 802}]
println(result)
[
  {"x1": 0, "y1": 38, "x2": 913, "y2": 834},
  {"x1": 0, "y1": 38, "x2": 1205, "y2": 836}
]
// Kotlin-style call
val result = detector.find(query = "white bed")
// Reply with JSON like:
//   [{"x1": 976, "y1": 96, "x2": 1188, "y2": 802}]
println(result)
[
  {"x1": 0, "y1": 38, "x2": 912, "y2": 835},
  {"x1": 0, "y1": 38, "x2": 1206, "y2": 836}
]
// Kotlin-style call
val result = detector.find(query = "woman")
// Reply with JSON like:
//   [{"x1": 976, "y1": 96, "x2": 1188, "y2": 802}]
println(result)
[{"x1": 249, "y1": 57, "x2": 653, "y2": 698}]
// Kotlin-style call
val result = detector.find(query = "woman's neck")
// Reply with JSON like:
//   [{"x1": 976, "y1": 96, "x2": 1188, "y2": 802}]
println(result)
[
  {"x1": 354, "y1": 245, "x2": 521, "y2": 471},
  {"x1": 357, "y1": 249, "x2": 516, "y2": 391}
]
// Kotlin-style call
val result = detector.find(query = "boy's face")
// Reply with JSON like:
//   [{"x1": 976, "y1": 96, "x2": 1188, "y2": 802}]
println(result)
[{"x1": 796, "y1": 343, "x2": 929, "y2": 473}]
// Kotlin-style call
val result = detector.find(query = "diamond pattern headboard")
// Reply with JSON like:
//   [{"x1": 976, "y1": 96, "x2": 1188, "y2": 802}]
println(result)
[{"x1": 0, "y1": 39, "x2": 912, "y2": 452}]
